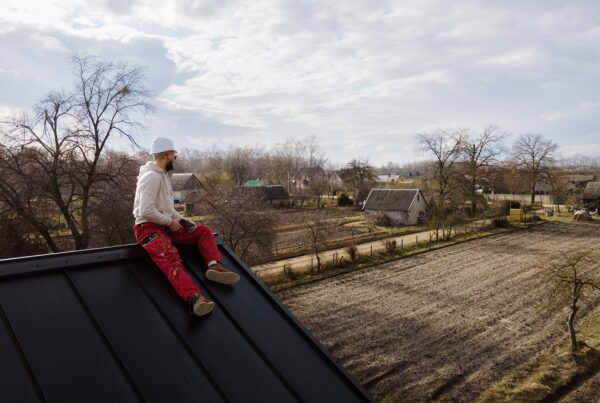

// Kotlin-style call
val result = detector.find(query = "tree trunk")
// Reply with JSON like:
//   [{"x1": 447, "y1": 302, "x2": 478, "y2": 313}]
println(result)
[
  {"x1": 471, "y1": 166, "x2": 477, "y2": 215},
  {"x1": 567, "y1": 304, "x2": 578, "y2": 352}
]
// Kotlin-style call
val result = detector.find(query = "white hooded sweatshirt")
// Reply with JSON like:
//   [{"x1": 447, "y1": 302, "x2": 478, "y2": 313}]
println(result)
[{"x1": 133, "y1": 161, "x2": 183, "y2": 226}]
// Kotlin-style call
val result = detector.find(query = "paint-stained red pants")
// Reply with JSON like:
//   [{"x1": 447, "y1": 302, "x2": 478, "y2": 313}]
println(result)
[{"x1": 134, "y1": 222, "x2": 222, "y2": 301}]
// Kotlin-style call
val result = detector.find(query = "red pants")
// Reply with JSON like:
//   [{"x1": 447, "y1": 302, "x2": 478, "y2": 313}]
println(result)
[{"x1": 134, "y1": 222, "x2": 222, "y2": 301}]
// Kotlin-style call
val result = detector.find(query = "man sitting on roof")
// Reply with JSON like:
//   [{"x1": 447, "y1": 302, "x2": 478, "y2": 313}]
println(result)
[{"x1": 132, "y1": 137, "x2": 239, "y2": 317}]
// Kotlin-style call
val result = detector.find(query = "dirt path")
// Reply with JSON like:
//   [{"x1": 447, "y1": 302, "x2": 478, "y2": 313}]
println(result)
[
  {"x1": 277, "y1": 221, "x2": 600, "y2": 401},
  {"x1": 255, "y1": 220, "x2": 487, "y2": 278}
]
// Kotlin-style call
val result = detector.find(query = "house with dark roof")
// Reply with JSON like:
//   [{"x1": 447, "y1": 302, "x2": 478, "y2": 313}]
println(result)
[
  {"x1": 0, "y1": 240, "x2": 373, "y2": 402},
  {"x1": 236, "y1": 185, "x2": 290, "y2": 207},
  {"x1": 564, "y1": 174, "x2": 597, "y2": 192},
  {"x1": 362, "y1": 188, "x2": 427, "y2": 226},
  {"x1": 170, "y1": 173, "x2": 204, "y2": 203},
  {"x1": 582, "y1": 181, "x2": 600, "y2": 210}
]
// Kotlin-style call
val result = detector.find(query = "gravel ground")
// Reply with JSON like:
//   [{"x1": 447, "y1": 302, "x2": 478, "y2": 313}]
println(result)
[{"x1": 278, "y1": 221, "x2": 600, "y2": 402}]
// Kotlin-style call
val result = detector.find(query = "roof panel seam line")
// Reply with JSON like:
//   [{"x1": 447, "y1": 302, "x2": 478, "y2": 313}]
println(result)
[
  {"x1": 220, "y1": 243, "x2": 374, "y2": 401},
  {"x1": 62, "y1": 270, "x2": 145, "y2": 402},
  {"x1": 124, "y1": 259, "x2": 231, "y2": 403},
  {"x1": 181, "y1": 258, "x2": 305, "y2": 403},
  {"x1": 0, "y1": 303, "x2": 47, "y2": 403}
]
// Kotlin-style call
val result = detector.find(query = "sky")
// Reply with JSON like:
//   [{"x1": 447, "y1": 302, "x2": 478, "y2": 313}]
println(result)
[{"x1": 1, "y1": 0, "x2": 600, "y2": 165}]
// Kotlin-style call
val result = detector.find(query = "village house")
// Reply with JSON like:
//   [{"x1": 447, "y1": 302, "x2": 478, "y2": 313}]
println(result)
[
  {"x1": 236, "y1": 185, "x2": 290, "y2": 207},
  {"x1": 170, "y1": 173, "x2": 204, "y2": 203},
  {"x1": 376, "y1": 173, "x2": 401, "y2": 183},
  {"x1": 564, "y1": 174, "x2": 597, "y2": 192},
  {"x1": 291, "y1": 167, "x2": 343, "y2": 196},
  {"x1": 362, "y1": 188, "x2": 427, "y2": 226}
]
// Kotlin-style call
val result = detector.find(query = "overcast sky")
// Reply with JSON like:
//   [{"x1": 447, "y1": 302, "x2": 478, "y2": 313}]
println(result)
[{"x1": 1, "y1": 0, "x2": 600, "y2": 165}]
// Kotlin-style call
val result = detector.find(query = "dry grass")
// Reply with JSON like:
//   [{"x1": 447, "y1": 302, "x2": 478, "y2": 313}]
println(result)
[{"x1": 477, "y1": 306, "x2": 600, "y2": 402}]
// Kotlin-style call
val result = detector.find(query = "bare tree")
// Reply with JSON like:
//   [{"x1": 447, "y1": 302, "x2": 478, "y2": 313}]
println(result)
[
  {"x1": 417, "y1": 129, "x2": 465, "y2": 210},
  {"x1": 200, "y1": 187, "x2": 275, "y2": 263},
  {"x1": 461, "y1": 125, "x2": 506, "y2": 214},
  {"x1": 308, "y1": 176, "x2": 330, "y2": 208},
  {"x1": 90, "y1": 151, "x2": 139, "y2": 246},
  {"x1": 0, "y1": 55, "x2": 152, "y2": 251},
  {"x1": 545, "y1": 251, "x2": 600, "y2": 353},
  {"x1": 225, "y1": 147, "x2": 254, "y2": 186},
  {"x1": 300, "y1": 213, "x2": 335, "y2": 272},
  {"x1": 512, "y1": 133, "x2": 558, "y2": 206},
  {"x1": 0, "y1": 202, "x2": 47, "y2": 258},
  {"x1": 339, "y1": 158, "x2": 375, "y2": 206},
  {"x1": 305, "y1": 134, "x2": 326, "y2": 170}
]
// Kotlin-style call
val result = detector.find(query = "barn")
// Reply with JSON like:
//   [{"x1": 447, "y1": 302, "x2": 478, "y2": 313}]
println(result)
[
  {"x1": 363, "y1": 188, "x2": 427, "y2": 226},
  {"x1": 170, "y1": 173, "x2": 204, "y2": 203},
  {"x1": 236, "y1": 185, "x2": 290, "y2": 207}
]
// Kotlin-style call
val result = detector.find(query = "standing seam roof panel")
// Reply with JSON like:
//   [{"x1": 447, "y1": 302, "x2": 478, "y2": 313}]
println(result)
[{"x1": 0, "y1": 240, "x2": 373, "y2": 403}]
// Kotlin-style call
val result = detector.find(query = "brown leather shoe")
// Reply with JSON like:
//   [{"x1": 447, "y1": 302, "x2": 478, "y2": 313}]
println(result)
[
  {"x1": 187, "y1": 293, "x2": 214, "y2": 317},
  {"x1": 206, "y1": 264, "x2": 240, "y2": 285}
]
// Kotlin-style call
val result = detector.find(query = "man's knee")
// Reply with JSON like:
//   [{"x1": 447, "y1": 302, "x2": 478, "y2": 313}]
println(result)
[{"x1": 194, "y1": 225, "x2": 213, "y2": 238}]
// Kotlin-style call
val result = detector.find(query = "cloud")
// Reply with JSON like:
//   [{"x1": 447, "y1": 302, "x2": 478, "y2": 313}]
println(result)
[
  {"x1": 478, "y1": 49, "x2": 545, "y2": 68},
  {"x1": 2, "y1": 0, "x2": 600, "y2": 164}
]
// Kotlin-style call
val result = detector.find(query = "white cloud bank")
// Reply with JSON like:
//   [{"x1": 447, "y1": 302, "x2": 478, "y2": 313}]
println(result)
[{"x1": 1, "y1": 0, "x2": 600, "y2": 164}]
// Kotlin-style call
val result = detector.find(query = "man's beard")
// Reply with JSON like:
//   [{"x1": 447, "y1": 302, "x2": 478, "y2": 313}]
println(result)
[{"x1": 165, "y1": 160, "x2": 174, "y2": 172}]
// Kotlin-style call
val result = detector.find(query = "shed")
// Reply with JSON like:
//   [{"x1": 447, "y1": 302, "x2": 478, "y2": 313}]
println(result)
[
  {"x1": 564, "y1": 175, "x2": 597, "y2": 192},
  {"x1": 582, "y1": 181, "x2": 600, "y2": 210},
  {"x1": 237, "y1": 185, "x2": 290, "y2": 207},
  {"x1": 170, "y1": 173, "x2": 204, "y2": 203},
  {"x1": 362, "y1": 188, "x2": 427, "y2": 226},
  {"x1": 0, "y1": 240, "x2": 373, "y2": 402}
]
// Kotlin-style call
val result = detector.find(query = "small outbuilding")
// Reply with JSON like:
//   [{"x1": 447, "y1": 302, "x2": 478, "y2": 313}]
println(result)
[
  {"x1": 582, "y1": 181, "x2": 600, "y2": 211},
  {"x1": 362, "y1": 188, "x2": 427, "y2": 226},
  {"x1": 236, "y1": 185, "x2": 290, "y2": 207},
  {"x1": 170, "y1": 173, "x2": 204, "y2": 203}
]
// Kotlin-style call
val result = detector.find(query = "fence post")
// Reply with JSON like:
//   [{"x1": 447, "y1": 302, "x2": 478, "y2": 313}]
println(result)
[
  {"x1": 311, "y1": 257, "x2": 313, "y2": 270},
  {"x1": 416, "y1": 235, "x2": 418, "y2": 247},
  {"x1": 370, "y1": 245, "x2": 373, "y2": 256},
  {"x1": 401, "y1": 239, "x2": 403, "y2": 250}
]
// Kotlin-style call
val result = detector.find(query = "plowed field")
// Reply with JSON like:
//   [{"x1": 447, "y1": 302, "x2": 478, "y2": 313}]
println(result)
[{"x1": 278, "y1": 221, "x2": 600, "y2": 401}]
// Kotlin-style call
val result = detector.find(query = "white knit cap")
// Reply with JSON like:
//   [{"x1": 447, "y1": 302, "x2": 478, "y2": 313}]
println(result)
[{"x1": 150, "y1": 137, "x2": 177, "y2": 154}]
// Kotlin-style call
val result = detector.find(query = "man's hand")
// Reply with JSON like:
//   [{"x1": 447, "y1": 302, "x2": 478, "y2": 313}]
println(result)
[
  {"x1": 169, "y1": 219, "x2": 184, "y2": 232},
  {"x1": 180, "y1": 219, "x2": 197, "y2": 233}
]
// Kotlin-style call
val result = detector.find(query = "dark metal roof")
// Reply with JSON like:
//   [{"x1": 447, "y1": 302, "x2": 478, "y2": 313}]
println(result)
[
  {"x1": 583, "y1": 181, "x2": 600, "y2": 200},
  {"x1": 363, "y1": 188, "x2": 423, "y2": 211},
  {"x1": 170, "y1": 173, "x2": 204, "y2": 191},
  {"x1": 236, "y1": 185, "x2": 290, "y2": 201},
  {"x1": 0, "y1": 239, "x2": 372, "y2": 403}
]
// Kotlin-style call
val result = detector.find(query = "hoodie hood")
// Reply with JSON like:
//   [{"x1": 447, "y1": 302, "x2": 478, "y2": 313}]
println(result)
[{"x1": 139, "y1": 161, "x2": 164, "y2": 176}]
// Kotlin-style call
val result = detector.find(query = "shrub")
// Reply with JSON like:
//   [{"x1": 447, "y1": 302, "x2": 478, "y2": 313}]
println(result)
[
  {"x1": 491, "y1": 217, "x2": 509, "y2": 228},
  {"x1": 385, "y1": 240, "x2": 397, "y2": 252},
  {"x1": 337, "y1": 192, "x2": 353, "y2": 207},
  {"x1": 346, "y1": 245, "x2": 358, "y2": 260},
  {"x1": 373, "y1": 211, "x2": 393, "y2": 227}
]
